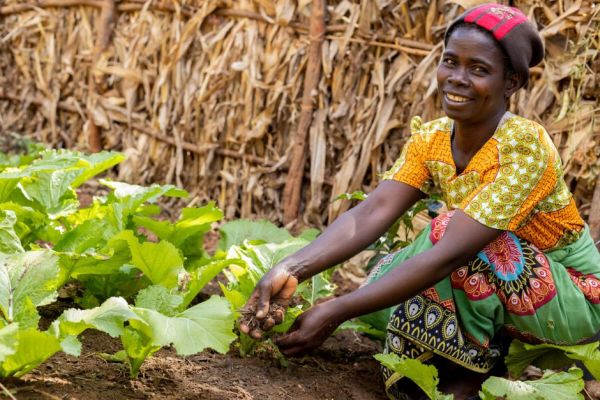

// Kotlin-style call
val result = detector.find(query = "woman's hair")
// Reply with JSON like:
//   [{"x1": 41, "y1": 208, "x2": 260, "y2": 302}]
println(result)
[{"x1": 445, "y1": 21, "x2": 516, "y2": 79}]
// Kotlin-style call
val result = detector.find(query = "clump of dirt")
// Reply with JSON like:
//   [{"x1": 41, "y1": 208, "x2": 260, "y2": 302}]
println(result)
[{"x1": 5, "y1": 329, "x2": 386, "y2": 400}]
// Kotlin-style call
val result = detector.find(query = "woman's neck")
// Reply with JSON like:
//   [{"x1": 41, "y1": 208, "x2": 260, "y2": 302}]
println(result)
[{"x1": 453, "y1": 108, "x2": 507, "y2": 156}]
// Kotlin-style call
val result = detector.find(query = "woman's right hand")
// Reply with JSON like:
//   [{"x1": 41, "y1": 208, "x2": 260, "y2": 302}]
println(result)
[{"x1": 238, "y1": 263, "x2": 299, "y2": 339}]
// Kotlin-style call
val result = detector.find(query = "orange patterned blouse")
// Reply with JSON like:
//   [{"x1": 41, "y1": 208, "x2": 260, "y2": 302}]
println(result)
[{"x1": 383, "y1": 113, "x2": 584, "y2": 251}]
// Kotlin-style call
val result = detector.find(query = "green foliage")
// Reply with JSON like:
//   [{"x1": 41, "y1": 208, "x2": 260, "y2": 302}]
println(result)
[
  {"x1": 0, "y1": 326, "x2": 61, "y2": 378},
  {"x1": 334, "y1": 190, "x2": 368, "y2": 202},
  {"x1": 0, "y1": 251, "x2": 61, "y2": 328},
  {"x1": 0, "y1": 145, "x2": 241, "y2": 378},
  {"x1": 218, "y1": 219, "x2": 293, "y2": 251},
  {"x1": 374, "y1": 353, "x2": 453, "y2": 400},
  {"x1": 337, "y1": 319, "x2": 386, "y2": 341},
  {"x1": 50, "y1": 296, "x2": 236, "y2": 377},
  {"x1": 0, "y1": 210, "x2": 25, "y2": 254},
  {"x1": 506, "y1": 339, "x2": 600, "y2": 380},
  {"x1": 218, "y1": 220, "x2": 337, "y2": 355},
  {"x1": 480, "y1": 367, "x2": 585, "y2": 400}
]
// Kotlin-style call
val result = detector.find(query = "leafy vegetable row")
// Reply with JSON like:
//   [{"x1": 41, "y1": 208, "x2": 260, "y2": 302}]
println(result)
[{"x1": 0, "y1": 146, "x2": 335, "y2": 377}]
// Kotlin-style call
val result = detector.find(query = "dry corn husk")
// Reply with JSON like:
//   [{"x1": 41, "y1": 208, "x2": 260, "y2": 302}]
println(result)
[{"x1": 0, "y1": 0, "x2": 598, "y2": 230}]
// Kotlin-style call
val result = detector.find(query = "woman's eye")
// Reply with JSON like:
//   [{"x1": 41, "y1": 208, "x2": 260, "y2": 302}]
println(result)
[
  {"x1": 473, "y1": 66, "x2": 488, "y2": 73},
  {"x1": 442, "y1": 58, "x2": 455, "y2": 66}
]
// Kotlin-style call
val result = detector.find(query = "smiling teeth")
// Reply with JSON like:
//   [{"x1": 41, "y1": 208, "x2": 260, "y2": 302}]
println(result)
[{"x1": 447, "y1": 94, "x2": 470, "y2": 103}]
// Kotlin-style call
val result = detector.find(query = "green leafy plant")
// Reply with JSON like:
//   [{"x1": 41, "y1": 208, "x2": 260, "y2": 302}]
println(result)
[
  {"x1": 49, "y1": 294, "x2": 236, "y2": 377},
  {"x1": 0, "y1": 251, "x2": 64, "y2": 377},
  {"x1": 505, "y1": 339, "x2": 600, "y2": 380},
  {"x1": 374, "y1": 353, "x2": 453, "y2": 400},
  {"x1": 0, "y1": 146, "x2": 241, "y2": 378},
  {"x1": 217, "y1": 219, "x2": 335, "y2": 355},
  {"x1": 480, "y1": 367, "x2": 585, "y2": 400}
]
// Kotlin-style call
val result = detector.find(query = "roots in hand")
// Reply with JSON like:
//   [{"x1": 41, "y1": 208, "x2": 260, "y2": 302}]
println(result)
[{"x1": 239, "y1": 303, "x2": 286, "y2": 339}]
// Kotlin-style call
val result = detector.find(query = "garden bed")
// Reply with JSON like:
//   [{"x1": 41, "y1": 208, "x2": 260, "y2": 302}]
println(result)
[{"x1": 4, "y1": 329, "x2": 386, "y2": 400}]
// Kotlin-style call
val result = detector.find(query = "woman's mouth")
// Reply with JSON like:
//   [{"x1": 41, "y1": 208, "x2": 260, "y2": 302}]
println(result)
[{"x1": 445, "y1": 93, "x2": 472, "y2": 103}]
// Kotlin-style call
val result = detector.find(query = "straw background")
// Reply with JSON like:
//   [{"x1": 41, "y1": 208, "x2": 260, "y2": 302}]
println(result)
[{"x1": 0, "y1": 0, "x2": 598, "y2": 234}]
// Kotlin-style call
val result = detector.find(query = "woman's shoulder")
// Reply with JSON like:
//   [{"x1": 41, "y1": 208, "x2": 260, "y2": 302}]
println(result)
[
  {"x1": 408, "y1": 116, "x2": 452, "y2": 146},
  {"x1": 491, "y1": 114, "x2": 562, "y2": 176},
  {"x1": 495, "y1": 114, "x2": 549, "y2": 146}
]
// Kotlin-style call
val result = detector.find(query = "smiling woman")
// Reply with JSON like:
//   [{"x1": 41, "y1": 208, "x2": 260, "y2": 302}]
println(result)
[{"x1": 240, "y1": 3, "x2": 600, "y2": 400}]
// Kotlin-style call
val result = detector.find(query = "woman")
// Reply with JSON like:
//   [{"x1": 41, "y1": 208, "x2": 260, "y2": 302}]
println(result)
[{"x1": 241, "y1": 4, "x2": 600, "y2": 398}]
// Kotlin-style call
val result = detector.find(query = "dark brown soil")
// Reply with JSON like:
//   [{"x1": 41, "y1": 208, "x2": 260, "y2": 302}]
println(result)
[{"x1": 4, "y1": 330, "x2": 386, "y2": 400}]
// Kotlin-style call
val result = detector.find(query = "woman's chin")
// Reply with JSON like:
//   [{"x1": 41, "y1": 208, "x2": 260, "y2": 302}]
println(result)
[{"x1": 442, "y1": 104, "x2": 474, "y2": 122}]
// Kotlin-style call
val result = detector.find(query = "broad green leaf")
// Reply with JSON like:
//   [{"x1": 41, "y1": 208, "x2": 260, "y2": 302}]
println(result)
[
  {"x1": 0, "y1": 178, "x2": 18, "y2": 203},
  {"x1": 506, "y1": 339, "x2": 600, "y2": 380},
  {"x1": 59, "y1": 335, "x2": 82, "y2": 356},
  {"x1": 13, "y1": 297, "x2": 39, "y2": 330},
  {"x1": 101, "y1": 181, "x2": 187, "y2": 231},
  {"x1": 70, "y1": 152, "x2": 125, "y2": 188},
  {"x1": 296, "y1": 269, "x2": 336, "y2": 306},
  {"x1": 77, "y1": 265, "x2": 151, "y2": 304},
  {"x1": 0, "y1": 324, "x2": 19, "y2": 361},
  {"x1": 121, "y1": 326, "x2": 159, "y2": 378},
  {"x1": 225, "y1": 238, "x2": 309, "y2": 289},
  {"x1": 132, "y1": 216, "x2": 173, "y2": 240},
  {"x1": 218, "y1": 219, "x2": 293, "y2": 250},
  {"x1": 19, "y1": 169, "x2": 81, "y2": 217},
  {"x1": 100, "y1": 180, "x2": 187, "y2": 208},
  {"x1": 0, "y1": 251, "x2": 60, "y2": 325},
  {"x1": 169, "y1": 204, "x2": 222, "y2": 248},
  {"x1": 218, "y1": 283, "x2": 246, "y2": 315},
  {"x1": 334, "y1": 190, "x2": 368, "y2": 202},
  {"x1": 0, "y1": 210, "x2": 24, "y2": 254},
  {"x1": 0, "y1": 328, "x2": 61, "y2": 378},
  {"x1": 298, "y1": 228, "x2": 320, "y2": 241},
  {"x1": 337, "y1": 319, "x2": 386, "y2": 341},
  {"x1": 134, "y1": 204, "x2": 223, "y2": 246},
  {"x1": 271, "y1": 306, "x2": 303, "y2": 333},
  {"x1": 480, "y1": 367, "x2": 584, "y2": 400},
  {"x1": 65, "y1": 199, "x2": 107, "y2": 226},
  {"x1": 50, "y1": 297, "x2": 141, "y2": 340},
  {"x1": 112, "y1": 231, "x2": 185, "y2": 288},
  {"x1": 130, "y1": 296, "x2": 236, "y2": 355},
  {"x1": 0, "y1": 202, "x2": 48, "y2": 245},
  {"x1": 181, "y1": 259, "x2": 242, "y2": 308},
  {"x1": 135, "y1": 286, "x2": 183, "y2": 316},
  {"x1": 374, "y1": 353, "x2": 453, "y2": 400},
  {"x1": 57, "y1": 234, "x2": 132, "y2": 281},
  {"x1": 54, "y1": 218, "x2": 117, "y2": 253}
]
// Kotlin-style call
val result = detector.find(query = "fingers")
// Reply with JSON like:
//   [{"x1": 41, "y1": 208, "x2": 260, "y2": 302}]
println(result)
[
  {"x1": 273, "y1": 275, "x2": 298, "y2": 307},
  {"x1": 261, "y1": 316, "x2": 276, "y2": 331},
  {"x1": 272, "y1": 307, "x2": 285, "y2": 325},
  {"x1": 279, "y1": 345, "x2": 307, "y2": 357},
  {"x1": 275, "y1": 330, "x2": 312, "y2": 357},
  {"x1": 249, "y1": 328, "x2": 263, "y2": 340},
  {"x1": 239, "y1": 322, "x2": 250, "y2": 334},
  {"x1": 256, "y1": 282, "x2": 272, "y2": 319}
]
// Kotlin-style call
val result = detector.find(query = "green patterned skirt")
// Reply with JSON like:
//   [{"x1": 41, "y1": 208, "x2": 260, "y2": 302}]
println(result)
[{"x1": 360, "y1": 211, "x2": 600, "y2": 399}]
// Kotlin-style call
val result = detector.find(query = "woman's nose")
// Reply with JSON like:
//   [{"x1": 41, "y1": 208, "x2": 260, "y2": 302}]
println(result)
[{"x1": 447, "y1": 68, "x2": 469, "y2": 86}]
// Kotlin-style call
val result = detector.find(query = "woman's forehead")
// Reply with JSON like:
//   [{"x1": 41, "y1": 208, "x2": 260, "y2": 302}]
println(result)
[{"x1": 444, "y1": 26, "x2": 505, "y2": 61}]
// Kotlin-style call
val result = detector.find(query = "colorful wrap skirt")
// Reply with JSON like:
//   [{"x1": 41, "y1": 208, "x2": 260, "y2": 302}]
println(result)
[{"x1": 360, "y1": 211, "x2": 600, "y2": 399}]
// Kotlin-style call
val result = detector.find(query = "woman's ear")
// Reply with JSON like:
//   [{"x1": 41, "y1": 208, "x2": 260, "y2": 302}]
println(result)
[{"x1": 505, "y1": 73, "x2": 521, "y2": 98}]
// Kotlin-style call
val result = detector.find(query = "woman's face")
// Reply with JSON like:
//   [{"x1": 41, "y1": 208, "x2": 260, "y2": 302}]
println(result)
[{"x1": 437, "y1": 26, "x2": 517, "y2": 124}]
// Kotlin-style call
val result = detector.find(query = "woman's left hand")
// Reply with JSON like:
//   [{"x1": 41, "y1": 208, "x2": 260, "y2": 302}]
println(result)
[{"x1": 275, "y1": 300, "x2": 342, "y2": 357}]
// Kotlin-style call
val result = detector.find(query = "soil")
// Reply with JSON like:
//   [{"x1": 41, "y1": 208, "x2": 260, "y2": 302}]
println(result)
[
  {"x1": 3, "y1": 329, "x2": 386, "y2": 400},
  {"x1": 6, "y1": 248, "x2": 387, "y2": 400}
]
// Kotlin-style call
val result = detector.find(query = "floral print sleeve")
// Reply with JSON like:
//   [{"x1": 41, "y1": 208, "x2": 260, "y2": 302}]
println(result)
[
  {"x1": 382, "y1": 117, "x2": 432, "y2": 193},
  {"x1": 460, "y1": 118, "x2": 556, "y2": 231}
]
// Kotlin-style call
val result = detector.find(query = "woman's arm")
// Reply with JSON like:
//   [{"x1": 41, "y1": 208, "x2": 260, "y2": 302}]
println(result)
[
  {"x1": 240, "y1": 180, "x2": 424, "y2": 336},
  {"x1": 276, "y1": 210, "x2": 502, "y2": 356},
  {"x1": 284, "y1": 180, "x2": 425, "y2": 281}
]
